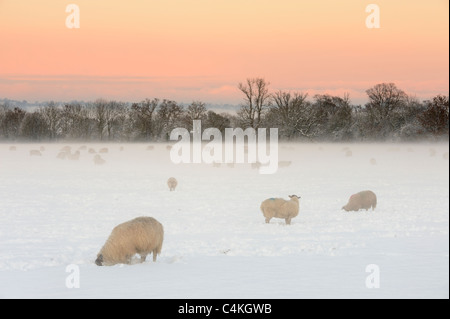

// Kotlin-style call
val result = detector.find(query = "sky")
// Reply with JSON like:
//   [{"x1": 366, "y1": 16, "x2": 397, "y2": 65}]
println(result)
[{"x1": 0, "y1": 0, "x2": 448, "y2": 105}]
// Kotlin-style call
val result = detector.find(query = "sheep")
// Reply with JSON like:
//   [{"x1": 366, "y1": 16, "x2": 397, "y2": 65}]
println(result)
[
  {"x1": 99, "y1": 147, "x2": 109, "y2": 154},
  {"x1": 57, "y1": 151, "x2": 68, "y2": 160},
  {"x1": 9, "y1": 146, "x2": 16, "y2": 151},
  {"x1": 342, "y1": 190, "x2": 377, "y2": 212},
  {"x1": 93, "y1": 154, "x2": 106, "y2": 165},
  {"x1": 167, "y1": 177, "x2": 178, "y2": 191},
  {"x1": 146, "y1": 145, "x2": 154, "y2": 151},
  {"x1": 29, "y1": 150, "x2": 42, "y2": 156},
  {"x1": 68, "y1": 150, "x2": 80, "y2": 161},
  {"x1": 260, "y1": 194, "x2": 301, "y2": 225},
  {"x1": 88, "y1": 148, "x2": 96, "y2": 154},
  {"x1": 278, "y1": 160, "x2": 292, "y2": 168},
  {"x1": 95, "y1": 216, "x2": 164, "y2": 266},
  {"x1": 370, "y1": 158, "x2": 377, "y2": 165}
]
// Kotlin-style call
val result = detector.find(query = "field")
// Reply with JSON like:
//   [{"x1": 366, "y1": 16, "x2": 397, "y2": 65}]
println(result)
[{"x1": 0, "y1": 142, "x2": 448, "y2": 299}]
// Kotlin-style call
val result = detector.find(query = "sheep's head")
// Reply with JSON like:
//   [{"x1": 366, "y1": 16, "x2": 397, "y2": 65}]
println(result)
[{"x1": 95, "y1": 254, "x2": 104, "y2": 266}]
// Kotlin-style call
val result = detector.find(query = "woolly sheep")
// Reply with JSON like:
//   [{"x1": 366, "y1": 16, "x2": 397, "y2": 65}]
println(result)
[
  {"x1": 260, "y1": 194, "x2": 301, "y2": 225},
  {"x1": 167, "y1": 177, "x2": 178, "y2": 191},
  {"x1": 99, "y1": 147, "x2": 109, "y2": 154},
  {"x1": 95, "y1": 216, "x2": 164, "y2": 266},
  {"x1": 29, "y1": 150, "x2": 42, "y2": 156},
  {"x1": 93, "y1": 154, "x2": 106, "y2": 165},
  {"x1": 278, "y1": 161, "x2": 292, "y2": 168},
  {"x1": 68, "y1": 150, "x2": 80, "y2": 161},
  {"x1": 342, "y1": 190, "x2": 377, "y2": 212}
]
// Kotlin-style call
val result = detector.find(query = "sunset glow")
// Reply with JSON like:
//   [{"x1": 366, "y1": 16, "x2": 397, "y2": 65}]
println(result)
[{"x1": 0, "y1": 0, "x2": 448, "y2": 104}]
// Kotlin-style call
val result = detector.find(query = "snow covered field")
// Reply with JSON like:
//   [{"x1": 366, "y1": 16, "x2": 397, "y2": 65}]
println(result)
[{"x1": 0, "y1": 142, "x2": 448, "y2": 299}]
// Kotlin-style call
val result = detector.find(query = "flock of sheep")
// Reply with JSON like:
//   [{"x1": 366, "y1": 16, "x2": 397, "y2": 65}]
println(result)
[{"x1": 4, "y1": 144, "x2": 445, "y2": 266}]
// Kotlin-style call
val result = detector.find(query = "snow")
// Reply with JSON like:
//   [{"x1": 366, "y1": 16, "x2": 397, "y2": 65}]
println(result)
[{"x1": 0, "y1": 142, "x2": 448, "y2": 299}]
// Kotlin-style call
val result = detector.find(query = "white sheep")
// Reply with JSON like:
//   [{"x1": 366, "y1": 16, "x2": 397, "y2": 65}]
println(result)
[
  {"x1": 95, "y1": 216, "x2": 164, "y2": 266},
  {"x1": 29, "y1": 150, "x2": 42, "y2": 156},
  {"x1": 278, "y1": 161, "x2": 292, "y2": 168},
  {"x1": 260, "y1": 194, "x2": 301, "y2": 225},
  {"x1": 99, "y1": 147, "x2": 109, "y2": 154},
  {"x1": 68, "y1": 150, "x2": 80, "y2": 161},
  {"x1": 167, "y1": 177, "x2": 178, "y2": 191},
  {"x1": 93, "y1": 154, "x2": 106, "y2": 165}
]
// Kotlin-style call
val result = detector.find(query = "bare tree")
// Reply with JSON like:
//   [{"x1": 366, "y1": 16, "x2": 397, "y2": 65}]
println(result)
[
  {"x1": 268, "y1": 90, "x2": 319, "y2": 139},
  {"x1": 365, "y1": 83, "x2": 408, "y2": 136},
  {"x1": 130, "y1": 98, "x2": 159, "y2": 140},
  {"x1": 237, "y1": 78, "x2": 270, "y2": 129},
  {"x1": 418, "y1": 95, "x2": 449, "y2": 136},
  {"x1": 39, "y1": 102, "x2": 61, "y2": 140},
  {"x1": 183, "y1": 101, "x2": 207, "y2": 130}
]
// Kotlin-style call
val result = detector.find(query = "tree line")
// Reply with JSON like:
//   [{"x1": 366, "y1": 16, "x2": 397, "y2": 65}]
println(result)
[{"x1": 0, "y1": 80, "x2": 448, "y2": 142}]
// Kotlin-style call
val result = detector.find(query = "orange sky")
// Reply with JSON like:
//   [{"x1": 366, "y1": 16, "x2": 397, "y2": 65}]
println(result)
[{"x1": 0, "y1": 0, "x2": 448, "y2": 104}]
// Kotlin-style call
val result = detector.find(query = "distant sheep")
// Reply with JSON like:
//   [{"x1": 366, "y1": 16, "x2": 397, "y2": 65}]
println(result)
[
  {"x1": 342, "y1": 190, "x2": 377, "y2": 212},
  {"x1": 95, "y1": 216, "x2": 164, "y2": 266},
  {"x1": 167, "y1": 177, "x2": 178, "y2": 191},
  {"x1": 29, "y1": 150, "x2": 42, "y2": 156},
  {"x1": 260, "y1": 194, "x2": 301, "y2": 225},
  {"x1": 93, "y1": 154, "x2": 106, "y2": 165},
  {"x1": 99, "y1": 147, "x2": 109, "y2": 154},
  {"x1": 57, "y1": 151, "x2": 68, "y2": 160},
  {"x1": 278, "y1": 161, "x2": 292, "y2": 168},
  {"x1": 9, "y1": 146, "x2": 16, "y2": 151},
  {"x1": 88, "y1": 148, "x2": 96, "y2": 154},
  {"x1": 370, "y1": 158, "x2": 377, "y2": 165},
  {"x1": 68, "y1": 150, "x2": 80, "y2": 161}
]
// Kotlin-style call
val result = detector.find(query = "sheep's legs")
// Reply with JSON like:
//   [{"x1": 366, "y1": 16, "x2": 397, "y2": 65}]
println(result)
[
  {"x1": 265, "y1": 217, "x2": 271, "y2": 223},
  {"x1": 152, "y1": 249, "x2": 158, "y2": 262},
  {"x1": 140, "y1": 255, "x2": 147, "y2": 263},
  {"x1": 285, "y1": 217, "x2": 291, "y2": 225}
]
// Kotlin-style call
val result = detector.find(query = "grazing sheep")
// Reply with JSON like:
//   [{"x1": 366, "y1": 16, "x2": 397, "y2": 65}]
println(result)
[
  {"x1": 370, "y1": 158, "x2": 377, "y2": 165},
  {"x1": 251, "y1": 162, "x2": 262, "y2": 169},
  {"x1": 278, "y1": 161, "x2": 292, "y2": 168},
  {"x1": 68, "y1": 150, "x2": 80, "y2": 161},
  {"x1": 99, "y1": 147, "x2": 109, "y2": 154},
  {"x1": 29, "y1": 150, "x2": 42, "y2": 156},
  {"x1": 342, "y1": 190, "x2": 377, "y2": 212},
  {"x1": 93, "y1": 154, "x2": 106, "y2": 165},
  {"x1": 167, "y1": 177, "x2": 178, "y2": 191},
  {"x1": 88, "y1": 148, "x2": 96, "y2": 154},
  {"x1": 57, "y1": 151, "x2": 68, "y2": 160},
  {"x1": 95, "y1": 216, "x2": 164, "y2": 266},
  {"x1": 260, "y1": 194, "x2": 301, "y2": 225}
]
